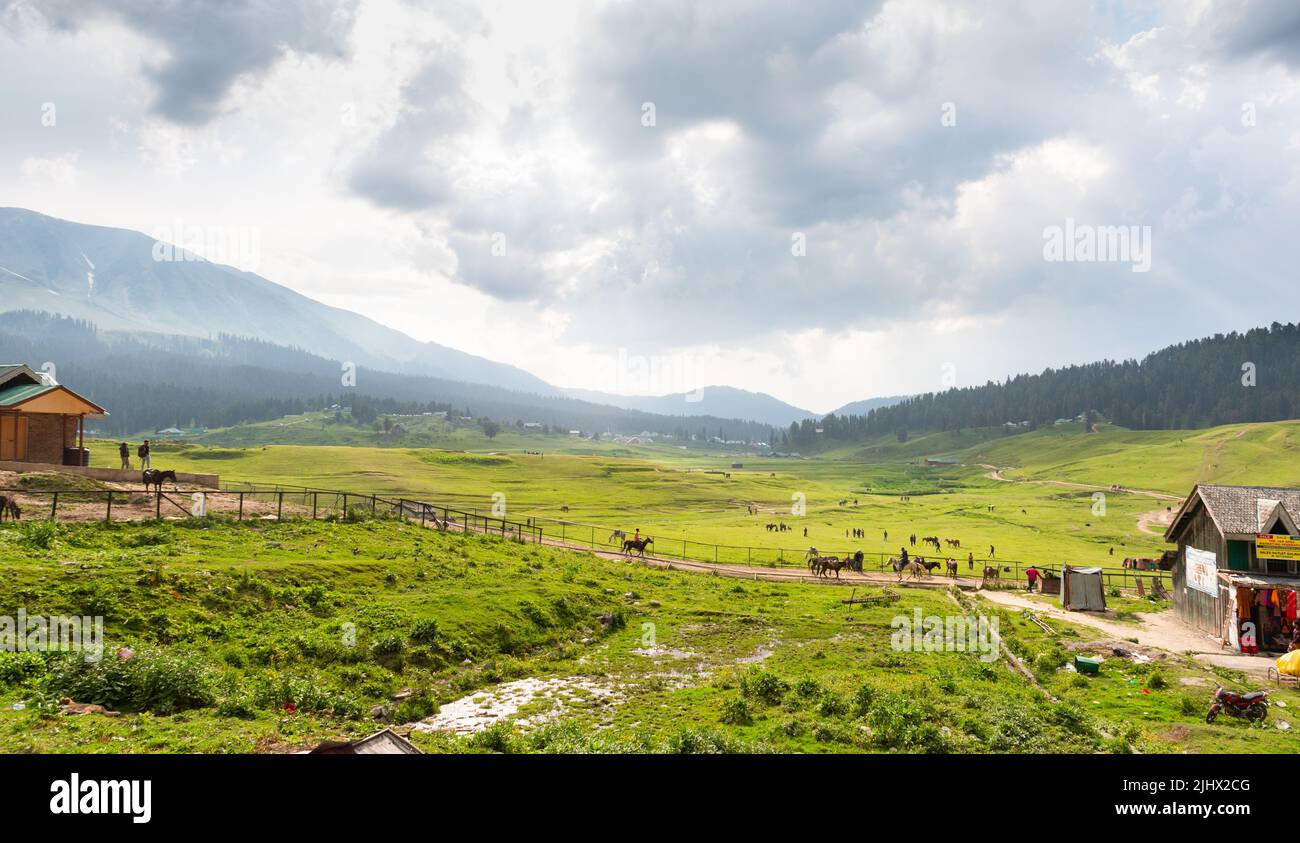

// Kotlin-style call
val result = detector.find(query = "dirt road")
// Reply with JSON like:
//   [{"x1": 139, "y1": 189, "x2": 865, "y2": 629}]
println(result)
[{"x1": 978, "y1": 589, "x2": 1275, "y2": 678}]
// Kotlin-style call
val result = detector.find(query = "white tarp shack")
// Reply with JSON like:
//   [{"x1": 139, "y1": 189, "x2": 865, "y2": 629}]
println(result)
[{"x1": 1061, "y1": 565, "x2": 1106, "y2": 611}]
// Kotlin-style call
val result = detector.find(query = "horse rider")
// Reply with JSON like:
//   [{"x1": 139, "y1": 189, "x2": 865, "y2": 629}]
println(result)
[
  {"x1": 119, "y1": 442, "x2": 130, "y2": 470},
  {"x1": 138, "y1": 439, "x2": 152, "y2": 470}
]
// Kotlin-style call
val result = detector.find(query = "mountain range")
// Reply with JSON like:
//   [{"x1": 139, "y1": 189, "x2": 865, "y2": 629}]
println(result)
[{"x1": 0, "y1": 208, "x2": 897, "y2": 428}]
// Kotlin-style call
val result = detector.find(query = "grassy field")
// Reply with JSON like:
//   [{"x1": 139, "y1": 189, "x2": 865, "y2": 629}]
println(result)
[
  {"x1": 86, "y1": 421, "x2": 1212, "y2": 573},
  {"x1": 1, "y1": 514, "x2": 1294, "y2": 754}
]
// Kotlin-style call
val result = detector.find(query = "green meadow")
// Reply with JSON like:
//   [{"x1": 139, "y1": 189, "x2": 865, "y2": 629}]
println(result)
[
  {"x1": 83, "y1": 418, "x2": 1300, "y2": 572},
  {"x1": 1, "y1": 515, "x2": 1295, "y2": 754},
  {"x1": 7, "y1": 417, "x2": 1298, "y2": 753}
]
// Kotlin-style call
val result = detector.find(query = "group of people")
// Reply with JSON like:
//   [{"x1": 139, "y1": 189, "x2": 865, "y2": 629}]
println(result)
[{"x1": 118, "y1": 439, "x2": 151, "y2": 470}]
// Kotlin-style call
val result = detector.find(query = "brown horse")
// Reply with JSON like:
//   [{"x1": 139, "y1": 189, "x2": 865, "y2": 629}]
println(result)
[
  {"x1": 946, "y1": 558, "x2": 958, "y2": 577},
  {"x1": 0, "y1": 495, "x2": 19, "y2": 522},
  {"x1": 982, "y1": 565, "x2": 1000, "y2": 583},
  {"x1": 622, "y1": 536, "x2": 653, "y2": 557}
]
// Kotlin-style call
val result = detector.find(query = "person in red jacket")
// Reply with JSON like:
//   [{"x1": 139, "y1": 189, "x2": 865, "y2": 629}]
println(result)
[{"x1": 1025, "y1": 566, "x2": 1040, "y2": 593}]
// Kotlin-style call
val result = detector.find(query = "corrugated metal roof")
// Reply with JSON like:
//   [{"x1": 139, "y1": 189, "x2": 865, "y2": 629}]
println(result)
[{"x1": 0, "y1": 382, "x2": 57, "y2": 406}]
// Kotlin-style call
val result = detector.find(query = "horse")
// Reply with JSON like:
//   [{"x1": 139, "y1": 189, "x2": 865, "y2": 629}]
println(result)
[
  {"x1": 817, "y1": 557, "x2": 844, "y2": 579},
  {"x1": 982, "y1": 565, "x2": 1000, "y2": 583},
  {"x1": 847, "y1": 550, "x2": 864, "y2": 573},
  {"x1": 142, "y1": 468, "x2": 178, "y2": 492},
  {"x1": 608, "y1": 529, "x2": 626, "y2": 545},
  {"x1": 0, "y1": 495, "x2": 19, "y2": 522},
  {"x1": 904, "y1": 560, "x2": 929, "y2": 580},
  {"x1": 623, "y1": 536, "x2": 653, "y2": 557},
  {"x1": 946, "y1": 558, "x2": 958, "y2": 577}
]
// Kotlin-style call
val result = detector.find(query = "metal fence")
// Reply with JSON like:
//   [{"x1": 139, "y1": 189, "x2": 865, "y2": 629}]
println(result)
[{"x1": 0, "y1": 483, "x2": 1166, "y2": 593}]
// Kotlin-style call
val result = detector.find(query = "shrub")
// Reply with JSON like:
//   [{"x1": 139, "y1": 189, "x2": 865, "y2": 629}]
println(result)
[
  {"x1": 370, "y1": 635, "x2": 405, "y2": 657},
  {"x1": 816, "y1": 691, "x2": 846, "y2": 717},
  {"x1": 0, "y1": 651, "x2": 48, "y2": 685},
  {"x1": 18, "y1": 521, "x2": 59, "y2": 550},
  {"x1": 852, "y1": 683, "x2": 877, "y2": 716},
  {"x1": 793, "y1": 677, "x2": 821, "y2": 699},
  {"x1": 410, "y1": 618, "x2": 440, "y2": 644},
  {"x1": 470, "y1": 721, "x2": 520, "y2": 753},
  {"x1": 720, "y1": 696, "x2": 753, "y2": 726},
  {"x1": 740, "y1": 669, "x2": 786, "y2": 705},
  {"x1": 44, "y1": 650, "x2": 213, "y2": 714}
]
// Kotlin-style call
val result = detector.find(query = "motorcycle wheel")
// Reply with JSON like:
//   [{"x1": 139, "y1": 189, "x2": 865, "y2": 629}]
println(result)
[
  {"x1": 1248, "y1": 703, "x2": 1268, "y2": 723},
  {"x1": 1205, "y1": 708, "x2": 1218, "y2": 724}
]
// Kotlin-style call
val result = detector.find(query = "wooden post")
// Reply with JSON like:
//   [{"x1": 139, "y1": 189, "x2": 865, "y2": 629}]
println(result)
[
  {"x1": 312, "y1": 492, "x2": 317, "y2": 520},
  {"x1": 105, "y1": 490, "x2": 112, "y2": 522},
  {"x1": 155, "y1": 490, "x2": 161, "y2": 520},
  {"x1": 277, "y1": 491, "x2": 284, "y2": 520},
  {"x1": 343, "y1": 494, "x2": 348, "y2": 519},
  {"x1": 51, "y1": 492, "x2": 58, "y2": 520},
  {"x1": 370, "y1": 495, "x2": 376, "y2": 515},
  {"x1": 238, "y1": 492, "x2": 244, "y2": 521},
  {"x1": 420, "y1": 503, "x2": 426, "y2": 528}
]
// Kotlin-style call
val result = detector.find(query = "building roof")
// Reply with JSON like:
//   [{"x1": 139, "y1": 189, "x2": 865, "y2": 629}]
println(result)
[
  {"x1": 1166, "y1": 484, "x2": 1300, "y2": 542},
  {"x1": 0, "y1": 382, "x2": 58, "y2": 406}
]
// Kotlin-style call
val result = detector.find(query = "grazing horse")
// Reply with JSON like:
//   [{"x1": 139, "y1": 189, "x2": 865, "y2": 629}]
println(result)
[
  {"x1": 608, "y1": 529, "x2": 626, "y2": 545},
  {"x1": 622, "y1": 536, "x2": 653, "y2": 557},
  {"x1": 0, "y1": 495, "x2": 19, "y2": 522},
  {"x1": 142, "y1": 468, "x2": 178, "y2": 492}
]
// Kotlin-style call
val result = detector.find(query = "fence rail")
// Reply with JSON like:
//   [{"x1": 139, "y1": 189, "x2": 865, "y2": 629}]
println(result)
[{"x1": 0, "y1": 485, "x2": 1165, "y2": 593}]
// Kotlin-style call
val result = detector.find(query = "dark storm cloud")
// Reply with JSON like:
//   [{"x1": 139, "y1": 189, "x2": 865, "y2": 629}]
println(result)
[
  {"x1": 5, "y1": 0, "x2": 359, "y2": 125},
  {"x1": 347, "y1": 54, "x2": 478, "y2": 211},
  {"x1": 1208, "y1": 0, "x2": 1300, "y2": 68}
]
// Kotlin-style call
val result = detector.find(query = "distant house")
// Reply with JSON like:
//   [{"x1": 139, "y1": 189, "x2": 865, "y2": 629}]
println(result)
[
  {"x1": 523, "y1": 422, "x2": 543, "y2": 429},
  {"x1": 1165, "y1": 484, "x2": 1300, "y2": 650},
  {"x1": 0, "y1": 364, "x2": 107, "y2": 466},
  {"x1": 156, "y1": 427, "x2": 184, "y2": 436}
]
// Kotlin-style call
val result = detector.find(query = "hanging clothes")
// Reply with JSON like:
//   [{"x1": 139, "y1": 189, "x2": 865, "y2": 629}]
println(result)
[
  {"x1": 1238, "y1": 588, "x2": 1255, "y2": 620},
  {"x1": 1288, "y1": 591, "x2": 1297, "y2": 622}
]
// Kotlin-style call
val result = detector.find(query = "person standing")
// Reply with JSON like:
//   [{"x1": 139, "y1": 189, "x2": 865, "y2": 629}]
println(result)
[
  {"x1": 138, "y1": 439, "x2": 151, "y2": 470},
  {"x1": 119, "y1": 442, "x2": 130, "y2": 470},
  {"x1": 1026, "y1": 566, "x2": 1039, "y2": 593}
]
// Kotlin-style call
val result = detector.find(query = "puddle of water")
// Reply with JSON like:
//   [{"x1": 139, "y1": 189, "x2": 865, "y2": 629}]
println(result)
[{"x1": 412, "y1": 676, "x2": 622, "y2": 735}]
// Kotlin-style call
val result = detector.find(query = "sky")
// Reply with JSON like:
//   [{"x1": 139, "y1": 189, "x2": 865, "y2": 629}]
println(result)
[{"x1": 1, "y1": 0, "x2": 1298, "y2": 414}]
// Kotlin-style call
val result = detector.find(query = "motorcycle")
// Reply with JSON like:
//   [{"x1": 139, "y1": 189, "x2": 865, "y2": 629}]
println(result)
[{"x1": 1205, "y1": 685, "x2": 1269, "y2": 724}]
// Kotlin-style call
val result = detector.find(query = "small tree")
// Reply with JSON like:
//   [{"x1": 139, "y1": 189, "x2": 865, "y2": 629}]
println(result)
[{"x1": 480, "y1": 418, "x2": 500, "y2": 439}]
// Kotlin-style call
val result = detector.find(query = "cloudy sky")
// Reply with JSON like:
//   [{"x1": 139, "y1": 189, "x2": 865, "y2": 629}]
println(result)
[{"x1": 2, "y1": 0, "x2": 1298, "y2": 413}]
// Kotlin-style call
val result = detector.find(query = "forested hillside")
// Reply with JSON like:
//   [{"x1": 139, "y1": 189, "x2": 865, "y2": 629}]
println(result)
[
  {"x1": 785, "y1": 322, "x2": 1300, "y2": 447},
  {"x1": 0, "y1": 311, "x2": 776, "y2": 441}
]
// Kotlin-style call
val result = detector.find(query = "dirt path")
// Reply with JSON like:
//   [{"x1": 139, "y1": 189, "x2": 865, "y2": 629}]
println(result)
[
  {"x1": 976, "y1": 463, "x2": 1182, "y2": 501},
  {"x1": 1137, "y1": 507, "x2": 1175, "y2": 536},
  {"x1": 977, "y1": 589, "x2": 1275, "y2": 678}
]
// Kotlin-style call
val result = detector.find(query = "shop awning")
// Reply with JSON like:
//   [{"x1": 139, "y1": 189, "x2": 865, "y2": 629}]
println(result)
[{"x1": 1226, "y1": 572, "x2": 1300, "y2": 589}]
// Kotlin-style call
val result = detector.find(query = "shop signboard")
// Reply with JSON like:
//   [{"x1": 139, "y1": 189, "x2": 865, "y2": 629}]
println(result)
[
  {"x1": 1186, "y1": 547, "x2": 1218, "y2": 596},
  {"x1": 1257, "y1": 534, "x2": 1300, "y2": 562}
]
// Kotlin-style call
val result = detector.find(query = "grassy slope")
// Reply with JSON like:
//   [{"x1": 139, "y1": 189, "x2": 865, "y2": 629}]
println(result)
[{"x1": 0, "y1": 516, "x2": 1291, "y2": 754}]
